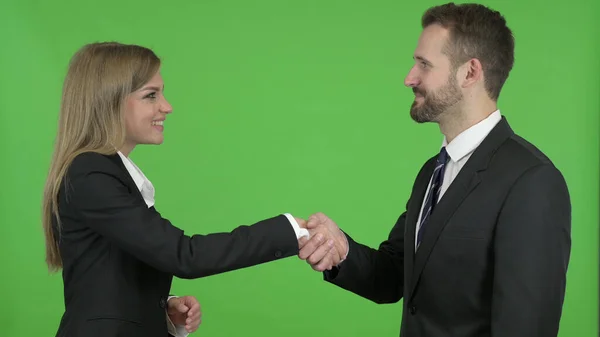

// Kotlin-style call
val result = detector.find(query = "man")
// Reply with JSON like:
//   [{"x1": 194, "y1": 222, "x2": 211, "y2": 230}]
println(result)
[{"x1": 298, "y1": 3, "x2": 572, "y2": 337}]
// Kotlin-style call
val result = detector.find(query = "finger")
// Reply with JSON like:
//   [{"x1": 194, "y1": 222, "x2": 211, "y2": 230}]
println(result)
[
  {"x1": 186, "y1": 315, "x2": 200, "y2": 326},
  {"x1": 187, "y1": 317, "x2": 201, "y2": 332},
  {"x1": 186, "y1": 314, "x2": 201, "y2": 325},
  {"x1": 183, "y1": 296, "x2": 197, "y2": 306},
  {"x1": 312, "y1": 239, "x2": 342, "y2": 271},
  {"x1": 298, "y1": 236, "x2": 308, "y2": 249},
  {"x1": 178, "y1": 303, "x2": 189, "y2": 313},
  {"x1": 183, "y1": 297, "x2": 199, "y2": 313},
  {"x1": 306, "y1": 239, "x2": 334, "y2": 266},
  {"x1": 172, "y1": 298, "x2": 189, "y2": 313},
  {"x1": 294, "y1": 217, "x2": 307, "y2": 228},
  {"x1": 306, "y1": 213, "x2": 324, "y2": 229},
  {"x1": 311, "y1": 257, "x2": 332, "y2": 272},
  {"x1": 168, "y1": 297, "x2": 180, "y2": 306},
  {"x1": 188, "y1": 300, "x2": 201, "y2": 316},
  {"x1": 187, "y1": 308, "x2": 201, "y2": 321},
  {"x1": 187, "y1": 299, "x2": 201, "y2": 319},
  {"x1": 315, "y1": 246, "x2": 341, "y2": 271},
  {"x1": 312, "y1": 251, "x2": 335, "y2": 272},
  {"x1": 298, "y1": 233, "x2": 324, "y2": 259}
]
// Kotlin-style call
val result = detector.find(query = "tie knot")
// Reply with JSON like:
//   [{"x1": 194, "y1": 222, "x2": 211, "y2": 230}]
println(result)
[{"x1": 437, "y1": 147, "x2": 449, "y2": 165}]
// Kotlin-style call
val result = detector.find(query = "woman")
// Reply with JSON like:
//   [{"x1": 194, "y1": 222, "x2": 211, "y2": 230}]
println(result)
[{"x1": 41, "y1": 42, "x2": 332, "y2": 337}]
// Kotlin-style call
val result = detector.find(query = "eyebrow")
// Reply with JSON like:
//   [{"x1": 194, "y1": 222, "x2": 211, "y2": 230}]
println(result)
[
  {"x1": 140, "y1": 85, "x2": 164, "y2": 92},
  {"x1": 414, "y1": 55, "x2": 433, "y2": 65}
]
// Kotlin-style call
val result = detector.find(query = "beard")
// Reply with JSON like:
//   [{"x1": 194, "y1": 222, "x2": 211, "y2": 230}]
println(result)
[{"x1": 410, "y1": 76, "x2": 463, "y2": 123}]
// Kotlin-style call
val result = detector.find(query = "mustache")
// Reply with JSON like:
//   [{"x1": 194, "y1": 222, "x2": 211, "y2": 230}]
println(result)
[{"x1": 413, "y1": 87, "x2": 425, "y2": 95}]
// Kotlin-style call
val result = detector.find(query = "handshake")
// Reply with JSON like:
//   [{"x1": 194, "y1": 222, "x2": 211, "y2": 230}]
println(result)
[{"x1": 293, "y1": 213, "x2": 349, "y2": 272}]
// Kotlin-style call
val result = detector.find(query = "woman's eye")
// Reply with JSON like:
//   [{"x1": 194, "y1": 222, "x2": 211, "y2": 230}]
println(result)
[{"x1": 145, "y1": 92, "x2": 157, "y2": 99}]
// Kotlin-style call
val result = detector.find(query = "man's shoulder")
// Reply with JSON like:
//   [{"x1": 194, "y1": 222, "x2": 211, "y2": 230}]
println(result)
[
  {"x1": 501, "y1": 134, "x2": 555, "y2": 166},
  {"x1": 493, "y1": 133, "x2": 564, "y2": 183}
]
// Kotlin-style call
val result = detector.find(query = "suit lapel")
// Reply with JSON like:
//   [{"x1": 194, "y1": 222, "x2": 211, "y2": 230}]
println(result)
[
  {"x1": 406, "y1": 117, "x2": 514, "y2": 300},
  {"x1": 408, "y1": 159, "x2": 482, "y2": 298},
  {"x1": 404, "y1": 157, "x2": 436, "y2": 288},
  {"x1": 105, "y1": 153, "x2": 146, "y2": 202}
]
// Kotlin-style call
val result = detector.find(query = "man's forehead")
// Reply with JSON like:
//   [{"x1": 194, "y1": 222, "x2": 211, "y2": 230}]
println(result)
[
  {"x1": 420, "y1": 23, "x2": 450, "y2": 42},
  {"x1": 414, "y1": 24, "x2": 450, "y2": 61}
]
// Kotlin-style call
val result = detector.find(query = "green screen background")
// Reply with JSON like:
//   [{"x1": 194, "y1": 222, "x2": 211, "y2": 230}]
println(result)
[{"x1": 1, "y1": 0, "x2": 598, "y2": 336}]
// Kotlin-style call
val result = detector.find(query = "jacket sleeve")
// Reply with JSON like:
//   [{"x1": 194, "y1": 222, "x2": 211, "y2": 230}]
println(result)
[
  {"x1": 491, "y1": 163, "x2": 571, "y2": 337},
  {"x1": 322, "y1": 212, "x2": 405, "y2": 304},
  {"x1": 65, "y1": 155, "x2": 299, "y2": 279}
]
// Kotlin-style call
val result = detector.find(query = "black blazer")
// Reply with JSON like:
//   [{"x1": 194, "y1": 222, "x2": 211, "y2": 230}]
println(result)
[
  {"x1": 324, "y1": 117, "x2": 571, "y2": 337},
  {"x1": 53, "y1": 152, "x2": 299, "y2": 337}
]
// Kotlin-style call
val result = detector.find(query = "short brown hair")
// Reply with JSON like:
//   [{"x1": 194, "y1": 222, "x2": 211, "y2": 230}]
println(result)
[{"x1": 422, "y1": 3, "x2": 514, "y2": 101}]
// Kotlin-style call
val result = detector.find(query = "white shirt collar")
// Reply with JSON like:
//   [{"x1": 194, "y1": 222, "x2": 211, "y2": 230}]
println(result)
[
  {"x1": 116, "y1": 151, "x2": 155, "y2": 208},
  {"x1": 442, "y1": 110, "x2": 502, "y2": 162}
]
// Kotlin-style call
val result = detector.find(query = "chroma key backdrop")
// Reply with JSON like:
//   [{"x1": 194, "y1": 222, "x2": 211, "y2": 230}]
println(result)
[{"x1": 0, "y1": 0, "x2": 598, "y2": 336}]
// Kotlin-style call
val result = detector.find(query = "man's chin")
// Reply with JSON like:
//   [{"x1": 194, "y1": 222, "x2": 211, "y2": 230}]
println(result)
[{"x1": 410, "y1": 107, "x2": 431, "y2": 123}]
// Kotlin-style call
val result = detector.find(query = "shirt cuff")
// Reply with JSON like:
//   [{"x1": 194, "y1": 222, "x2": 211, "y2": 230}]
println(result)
[
  {"x1": 166, "y1": 296, "x2": 189, "y2": 337},
  {"x1": 339, "y1": 231, "x2": 349, "y2": 264},
  {"x1": 283, "y1": 213, "x2": 309, "y2": 239}
]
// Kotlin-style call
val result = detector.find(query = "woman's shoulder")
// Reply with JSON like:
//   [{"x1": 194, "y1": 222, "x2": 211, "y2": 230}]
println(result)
[
  {"x1": 68, "y1": 151, "x2": 124, "y2": 178},
  {"x1": 57, "y1": 151, "x2": 129, "y2": 208}
]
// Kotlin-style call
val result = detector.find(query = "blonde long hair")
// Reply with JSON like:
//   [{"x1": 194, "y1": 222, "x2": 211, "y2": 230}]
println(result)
[{"x1": 42, "y1": 42, "x2": 161, "y2": 272}]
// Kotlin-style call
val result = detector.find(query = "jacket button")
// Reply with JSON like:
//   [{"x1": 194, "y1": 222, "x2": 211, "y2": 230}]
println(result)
[
  {"x1": 409, "y1": 306, "x2": 417, "y2": 315},
  {"x1": 274, "y1": 250, "x2": 282, "y2": 258},
  {"x1": 159, "y1": 297, "x2": 167, "y2": 309}
]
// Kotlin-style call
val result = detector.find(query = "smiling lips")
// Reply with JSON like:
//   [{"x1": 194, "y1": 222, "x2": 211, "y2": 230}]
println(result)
[{"x1": 151, "y1": 120, "x2": 164, "y2": 131}]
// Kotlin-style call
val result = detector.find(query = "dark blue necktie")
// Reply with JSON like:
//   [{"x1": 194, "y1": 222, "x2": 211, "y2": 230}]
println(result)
[{"x1": 416, "y1": 147, "x2": 449, "y2": 249}]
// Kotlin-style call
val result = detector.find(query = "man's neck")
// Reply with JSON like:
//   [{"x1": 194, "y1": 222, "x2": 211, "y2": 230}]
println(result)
[{"x1": 439, "y1": 100, "x2": 497, "y2": 143}]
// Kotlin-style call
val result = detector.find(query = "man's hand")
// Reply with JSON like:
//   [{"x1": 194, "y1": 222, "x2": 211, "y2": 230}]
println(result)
[
  {"x1": 298, "y1": 212, "x2": 349, "y2": 271},
  {"x1": 167, "y1": 296, "x2": 202, "y2": 333}
]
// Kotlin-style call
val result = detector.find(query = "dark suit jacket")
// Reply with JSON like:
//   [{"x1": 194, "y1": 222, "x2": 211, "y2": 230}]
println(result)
[
  {"x1": 53, "y1": 152, "x2": 299, "y2": 337},
  {"x1": 324, "y1": 117, "x2": 571, "y2": 337}
]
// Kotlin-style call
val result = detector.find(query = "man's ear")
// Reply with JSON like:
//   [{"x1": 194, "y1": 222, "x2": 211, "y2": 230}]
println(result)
[{"x1": 459, "y1": 58, "x2": 483, "y2": 88}]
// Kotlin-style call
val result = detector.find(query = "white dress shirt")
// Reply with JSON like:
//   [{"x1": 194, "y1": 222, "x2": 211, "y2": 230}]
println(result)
[
  {"x1": 414, "y1": 110, "x2": 502, "y2": 250},
  {"x1": 116, "y1": 152, "x2": 309, "y2": 336}
]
